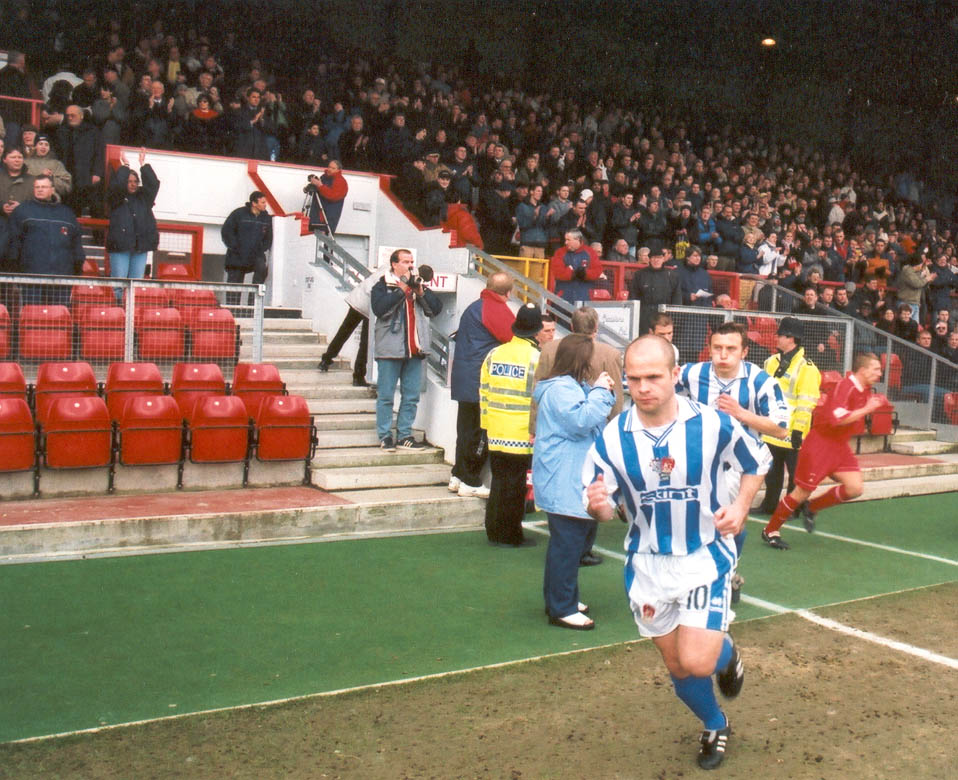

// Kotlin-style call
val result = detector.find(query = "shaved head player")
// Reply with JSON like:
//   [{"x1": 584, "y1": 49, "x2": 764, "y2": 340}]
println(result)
[{"x1": 584, "y1": 336, "x2": 770, "y2": 770}]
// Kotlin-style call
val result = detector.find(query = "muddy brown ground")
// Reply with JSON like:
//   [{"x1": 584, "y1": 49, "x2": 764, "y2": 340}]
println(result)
[{"x1": 2, "y1": 584, "x2": 955, "y2": 779}]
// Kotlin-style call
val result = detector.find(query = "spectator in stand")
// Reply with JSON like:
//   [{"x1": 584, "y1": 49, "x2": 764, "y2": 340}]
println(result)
[
  {"x1": 550, "y1": 228, "x2": 603, "y2": 303},
  {"x1": 479, "y1": 170, "x2": 516, "y2": 254},
  {"x1": 221, "y1": 190, "x2": 273, "y2": 307},
  {"x1": 679, "y1": 246, "x2": 713, "y2": 307},
  {"x1": 479, "y1": 303, "x2": 542, "y2": 547},
  {"x1": 24, "y1": 133, "x2": 71, "y2": 197},
  {"x1": 695, "y1": 203, "x2": 721, "y2": 256},
  {"x1": 928, "y1": 253, "x2": 957, "y2": 317},
  {"x1": 515, "y1": 182, "x2": 549, "y2": 258},
  {"x1": 737, "y1": 229, "x2": 762, "y2": 275},
  {"x1": 715, "y1": 203, "x2": 744, "y2": 270},
  {"x1": 448, "y1": 144, "x2": 478, "y2": 205},
  {"x1": 231, "y1": 87, "x2": 274, "y2": 161},
  {"x1": 606, "y1": 238, "x2": 632, "y2": 263},
  {"x1": 0, "y1": 51, "x2": 31, "y2": 136},
  {"x1": 629, "y1": 246, "x2": 683, "y2": 334},
  {"x1": 938, "y1": 329, "x2": 958, "y2": 363},
  {"x1": 449, "y1": 272, "x2": 515, "y2": 498},
  {"x1": 371, "y1": 249, "x2": 443, "y2": 451},
  {"x1": 793, "y1": 285, "x2": 828, "y2": 316},
  {"x1": 8, "y1": 174, "x2": 85, "y2": 304},
  {"x1": 338, "y1": 114, "x2": 372, "y2": 172},
  {"x1": 423, "y1": 169, "x2": 456, "y2": 227},
  {"x1": 297, "y1": 122, "x2": 329, "y2": 166},
  {"x1": 71, "y1": 68, "x2": 99, "y2": 109},
  {"x1": 638, "y1": 195, "x2": 668, "y2": 255},
  {"x1": 106, "y1": 148, "x2": 159, "y2": 300},
  {"x1": 610, "y1": 190, "x2": 640, "y2": 255},
  {"x1": 893, "y1": 303, "x2": 919, "y2": 343},
  {"x1": 756, "y1": 232, "x2": 786, "y2": 277},
  {"x1": 0, "y1": 148, "x2": 35, "y2": 221},
  {"x1": 831, "y1": 284, "x2": 855, "y2": 316},
  {"x1": 55, "y1": 104, "x2": 103, "y2": 217},
  {"x1": 897, "y1": 253, "x2": 936, "y2": 323}
]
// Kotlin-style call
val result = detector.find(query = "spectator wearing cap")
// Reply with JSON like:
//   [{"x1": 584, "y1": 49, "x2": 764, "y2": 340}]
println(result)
[
  {"x1": 423, "y1": 167, "x2": 456, "y2": 227},
  {"x1": 628, "y1": 246, "x2": 683, "y2": 334},
  {"x1": 24, "y1": 133, "x2": 71, "y2": 197},
  {"x1": 550, "y1": 228, "x2": 603, "y2": 303},
  {"x1": 422, "y1": 148, "x2": 450, "y2": 184},
  {"x1": 479, "y1": 303, "x2": 543, "y2": 547},
  {"x1": 758, "y1": 317, "x2": 821, "y2": 514}
]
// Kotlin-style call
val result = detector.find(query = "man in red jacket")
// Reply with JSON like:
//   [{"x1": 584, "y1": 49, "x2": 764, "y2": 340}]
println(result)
[
  {"x1": 307, "y1": 159, "x2": 348, "y2": 235},
  {"x1": 550, "y1": 229, "x2": 603, "y2": 303}
]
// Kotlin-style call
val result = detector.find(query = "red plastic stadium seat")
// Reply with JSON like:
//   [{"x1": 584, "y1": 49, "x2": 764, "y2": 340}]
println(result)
[
  {"x1": 116, "y1": 395, "x2": 184, "y2": 466},
  {"x1": 880, "y1": 353, "x2": 902, "y2": 391},
  {"x1": 173, "y1": 288, "x2": 219, "y2": 320},
  {"x1": 254, "y1": 395, "x2": 315, "y2": 461},
  {"x1": 78, "y1": 307, "x2": 126, "y2": 361},
  {"x1": 944, "y1": 393, "x2": 958, "y2": 425},
  {"x1": 41, "y1": 396, "x2": 112, "y2": 469},
  {"x1": 820, "y1": 370, "x2": 842, "y2": 396},
  {"x1": 125, "y1": 286, "x2": 171, "y2": 311},
  {"x1": 0, "y1": 361, "x2": 27, "y2": 400},
  {"x1": 188, "y1": 307, "x2": 237, "y2": 360},
  {"x1": 70, "y1": 284, "x2": 115, "y2": 318},
  {"x1": 748, "y1": 316, "x2": 779, "y2": 351},
  {"x1": 171, "y1": 362, "x2": 226, "y2": 419},
  {"x1": 615, "y1": 290, "x2": 629, "y2": 301},
  {"x1": 104, "y1": 362, "x2": 164, "y2": 419},
  {"x1": 34, "y1": 361, "x2": 98, "y2": 423},
  {"x1": 188, "y1": 395, "x2": 250, "y2": 463},
  {"x1": 868, "y1": 394, "x2": 896, "y2": 436},
  {"x1": 135, "y1": 307, "x2": 185, "y2": 361},
  {"x1": 18, "y1": 305, "x2": 73, "y2": 361},
  {"x1": 0, "y1": 398, "x2": 36, "y2": 472},
  {"x1": 156, "y1": 263, "x2": 193, "y2": 281},
  {"x1": 81, "y1": 258, "x2": 102, "y2": 277},
  {"x1": 0, "y1": 304, "x2": 10, "y2": 359},
  {"x1": 231, "y1": 363, "x2": 286, "y2": 416},
  {"x1": 589, "y1": 288, "x2": 611, "y2": 301}
]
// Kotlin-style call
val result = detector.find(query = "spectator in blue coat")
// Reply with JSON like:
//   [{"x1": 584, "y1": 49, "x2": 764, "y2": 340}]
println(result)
[
  {"x1": 694, "y1": 203, "x2": 721, "y2": 255},
  {"x1": 929, "y1": 253, "x2": 957, "y2": 315},
  {"x1": 221, "y1": 190, "x2": 273, "y2": 306},
  {"x1": 679, "y1": 246, "x2": 713, "y2": 306},
  {"x1": 106, "y1": 148, "x2": 159, "y2": 299},
  {"x1": 515, "y1": 183, "x2": 549, "y2": 258}
]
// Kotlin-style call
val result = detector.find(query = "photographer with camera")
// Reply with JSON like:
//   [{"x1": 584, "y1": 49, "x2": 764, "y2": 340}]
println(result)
[
  {"x1": 304, "y1": 160, "x2": 347, "y2": 235},
  {"x1": 370, "y1": 249, "x2": 442, "y2": 451}
]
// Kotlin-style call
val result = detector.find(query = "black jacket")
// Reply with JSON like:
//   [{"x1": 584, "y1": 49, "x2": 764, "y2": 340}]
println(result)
[
  {"x1": 107, "y1": 164, "x2": 160, "y2": 252},
  {"x1": 221, "y1": 203, "x2": 273, "y2": 270},
  {"x1": 55, "y1": 120, "x2": 103, "y2": 189},
  {"x1": 7, "y1": 196, "x2": 85, "y2": 275}
]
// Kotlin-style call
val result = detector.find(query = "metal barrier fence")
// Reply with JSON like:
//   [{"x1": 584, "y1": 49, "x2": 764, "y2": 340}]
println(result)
[
  {"x1": 0, "y1": 274, "x2": 264, "y2": 382},
  {"x1": 77, "y1": 218, "x2": 206, "y2": 280},
  {"x1": 660, "y1": 304, "x2": 958, "y2": 439}
]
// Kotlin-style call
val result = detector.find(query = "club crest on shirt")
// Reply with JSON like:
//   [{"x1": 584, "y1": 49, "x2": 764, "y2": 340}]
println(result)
[
  {"x1": 60, "y1": 226, "x2": 69, "y2": 235},
  {"x1": 651, "y1": 456, "x2": 675, "y2": 476},
  {"x1": 640, "y1": 604, "x2": 656, "y2": 622}
]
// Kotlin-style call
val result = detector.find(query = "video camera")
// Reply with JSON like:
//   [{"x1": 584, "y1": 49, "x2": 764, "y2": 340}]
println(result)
[
  {"x1": 303, "y1": 174, "x2": 320, "y2": 195},
  {"x1": 408, "y1": 264, "x2": 434, "y2": 289}
]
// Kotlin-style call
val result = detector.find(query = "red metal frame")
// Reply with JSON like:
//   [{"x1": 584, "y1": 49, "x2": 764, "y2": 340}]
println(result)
[
  {"x1": 0, "y1": 94, "x2": 43, "y2": 126},
  {"x1": 78, "y1": 217, "x2": 204, "y2": 281},
  {"x1": 597, "y1": 261, "x2": 742, "y2": 303}
]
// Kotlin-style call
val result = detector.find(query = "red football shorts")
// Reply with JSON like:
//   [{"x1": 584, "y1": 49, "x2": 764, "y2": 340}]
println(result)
[{"x1": 793, "y1": 430, "x2": 860, "y2": 490}]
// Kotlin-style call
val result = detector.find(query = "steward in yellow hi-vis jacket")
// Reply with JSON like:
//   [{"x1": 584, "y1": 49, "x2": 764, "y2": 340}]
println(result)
[
  {"x1": 758, "y1": 317, "x2": 821, "y2": 514},
  {"x1": 478, "y1": 303, "x2": 542, "y2": 547}
]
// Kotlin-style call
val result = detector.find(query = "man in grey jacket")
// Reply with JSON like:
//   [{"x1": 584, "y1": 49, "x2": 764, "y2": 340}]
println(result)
[{"x1": 370, "y1": 248, "x2": 443, "y2": 451}]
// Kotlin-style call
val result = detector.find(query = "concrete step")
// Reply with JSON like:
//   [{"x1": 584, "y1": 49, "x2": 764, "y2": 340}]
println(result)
[
  {"x1": 243, "y1": 332, "x2": 326, "y2": 346},
  {"x1": 313, "y1": 462, "x2": 450, "y2": 491},
  {"x1": 308, "y1": 397, "x2": 377, "y2": 415},
  {"x1": 285, "y1": 382, "x2": 376, "y2": 399},
  {"x1": 316, "y1": 429, "x2": 383, "y2": 449},
  {"x1": 889, "y1": 440, "x2": 958, "y2": 456},
  {"x1": 314, "y1": 413, "x2": 376, "y2": 431},
  {"x1": 312, "y1": 446, "x2": 444, "y2": 469},
  {"x1": 854, "y1": 429, "x2": 940, "y2": 454},
  {"x1": 240, "y1": 343, "x2": 327, "y2": 358},
  {"x1": 236, "y1": 317, "x2": 314, "y2": 331},
  {"x1": 261, "y1": 357, "x2": 342, "y2": 371},
  {"x1": 850, "y1": 472, "x2": 958, "y2": 501},
  {"x1": 890, "y1": 429, "x2": 939, "y2": 443},
  {"x1": 858, "y1": 458, "x2": 958, "y2": 481}
]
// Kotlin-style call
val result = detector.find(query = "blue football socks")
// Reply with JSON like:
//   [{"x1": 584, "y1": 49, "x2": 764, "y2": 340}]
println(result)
[
  {"x1": 714, "y1": 634, "x2": 733, "y2": 674},
  {"x1": 671, "y1": 674, "x2": 727, "y2": 731}
]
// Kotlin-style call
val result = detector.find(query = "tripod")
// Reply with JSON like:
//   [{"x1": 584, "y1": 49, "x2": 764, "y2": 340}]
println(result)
[{"x1": 303, "y1": 189, "x2": 333, "y2": 237}]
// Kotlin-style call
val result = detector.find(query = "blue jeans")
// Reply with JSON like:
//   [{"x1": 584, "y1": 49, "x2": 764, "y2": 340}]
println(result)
[
  {"x1": 375, "y1": 357, "x2": 423, "y2": 441},
  {"x1": 110, "y1": 251, "x2": 149, "y2": 301},
  {"x1": 907, "y1": 302, "x2": 920, "y2": 323},
  {"x1": 543, "y1": 512, "x2": 596, "y2": 618}
]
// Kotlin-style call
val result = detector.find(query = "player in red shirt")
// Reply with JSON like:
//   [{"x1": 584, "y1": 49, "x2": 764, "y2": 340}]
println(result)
[{"x1": 762, "y1": 352, "x2": 886, "y2": 549}]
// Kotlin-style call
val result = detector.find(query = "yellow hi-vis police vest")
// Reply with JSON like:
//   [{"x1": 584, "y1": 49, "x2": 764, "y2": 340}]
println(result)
[
  {"x1": 479, "y1": 336, "x2": 539, "y2": 454},
  {"x1": 762, "y1": 347, "x2": 821, "y2": 448}
]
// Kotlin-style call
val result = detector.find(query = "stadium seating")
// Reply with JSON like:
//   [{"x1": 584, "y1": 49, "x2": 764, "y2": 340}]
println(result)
[
  {"x1": 34, "y1": 362, "x2": 98, "y2": 423},
  {"x1": 40, "y1": 396, "x2": 113, "y2": 469},
  {"x1": 104, "y1": 362, "x2": 165, "y2": 418},
  {"x1": 156, "y1": 263, "x2": 193, "y2": 281},
  {"x1": 0, "y1": 397, "x2": 37, "y2": 473},
  {"x1": 589, "y1": 289, "x2": 611, "y2": 301},
  {"x1": 78, "y1": 307, "x2": 126, "y2": 361},
  {"x1": 173, "y1": 288, "x2": 219, "y2": 321},
  {"x1": 187, "y1": 395, "x2": 251, "y2": 464},
  {"x1": 81, "y1": 258, "x2": 102, "y2": 277},
  {"x1": 820, "y1": 370, "x2": 843, "y2": 395},
  {"x1": 0, "y1": 362, "x2": 27, "y2": 400},
  {"x1": 254, "y1": 394, "x2": 315, "y2": 462},
  {"x1": 70, "y1": 284, "x2": 115, "y2": 318},
  {"x1": 18, "y1": 305, "x2": 73, "y2": 361},
  {"x1": 944, "y1": 393, "x2": 958, "y2": 425},
  {"x1": 880, "y1": 353, "x2": 902, "y2": 392},
  {"x1": 115, "y1": 395, "x2": 185, "y2": 468},
  {"x1": 126, "y1": 286, "x2": 170, "y2": 311},
  {"x1": 747, "y1": 316, "x2": 779, "y2": 351},
  {"x1": 231, "y1": 363, "x2": 286, "y2": 416},
  {"x1": 866, "y1": 394, "x2": 898, "y2": 446},
  {"x1": 0, "y1": 304, "x2": 10, "y2": 359},
  {"x1": 171, "y1": 362, "x2": 226, "y2": 419},
  {"x1": 135, "y1": 307, "x2": 185, "y2": 361},
  {"x1": 188, "y1": 307, "x2": 238, "y2": 360}
]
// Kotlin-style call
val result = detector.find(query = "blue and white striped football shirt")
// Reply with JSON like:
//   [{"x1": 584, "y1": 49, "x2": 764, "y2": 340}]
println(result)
[
  {"x1": 582, "y1": 397, "x2": 770, "y2": 559},
  {"x1": 677, "y1": 360, "x2": 789, "y2": 436}
]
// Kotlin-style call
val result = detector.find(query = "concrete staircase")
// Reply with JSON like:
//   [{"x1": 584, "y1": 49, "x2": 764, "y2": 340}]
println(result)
[{"x1": 238, "y1": 315, "x2": 485, "y2": 530}]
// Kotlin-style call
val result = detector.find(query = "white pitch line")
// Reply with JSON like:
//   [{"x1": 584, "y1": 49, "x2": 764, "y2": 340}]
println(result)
[
  {"x1": 547, "y1": 529, "x2": 958, "y2": 669},
  {"x1": 745, "y1": 515, "x2": 958, "y2": 567}
]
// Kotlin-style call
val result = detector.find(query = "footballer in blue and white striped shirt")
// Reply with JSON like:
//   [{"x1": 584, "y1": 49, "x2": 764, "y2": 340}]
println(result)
[{"x1": 583, "y1": 334, "x2": 771, "y2": 770}]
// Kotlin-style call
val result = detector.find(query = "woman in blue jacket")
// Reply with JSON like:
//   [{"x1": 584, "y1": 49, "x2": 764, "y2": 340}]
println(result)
[
  {"x1": 107, "y1": 148, "x2": 159, "y2": 300},
  {"x1": 532, "y1": 334, "x2": 615, "y2": 630}
]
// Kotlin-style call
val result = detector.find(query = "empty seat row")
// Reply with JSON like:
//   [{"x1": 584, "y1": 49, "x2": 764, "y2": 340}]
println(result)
[{"x1": 0, "y1": 303, "x2": 239, "y2": 361}]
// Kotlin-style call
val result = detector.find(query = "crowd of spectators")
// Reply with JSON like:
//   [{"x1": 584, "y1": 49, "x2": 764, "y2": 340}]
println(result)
[{"x1": 1, "y1": 5, "x2": 957, "y2": 364}]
